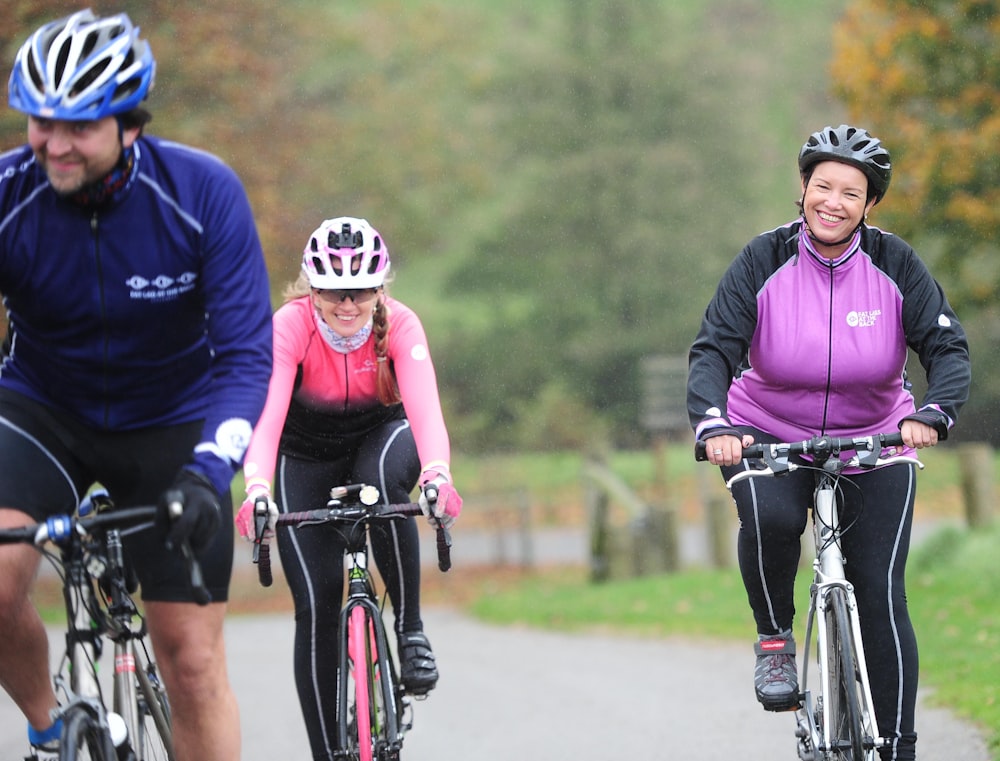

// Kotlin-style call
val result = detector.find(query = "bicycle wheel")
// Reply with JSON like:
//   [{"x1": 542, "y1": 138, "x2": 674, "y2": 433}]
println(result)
[
  {"x1": 347, "y1": 604, "x2": 375, "y2": 761},
  {"x1": 134, "y1": 647, "x2": 174, "y2": 761},
  {"x1": 824, "y1": 587, "x2": 866, "y2": 760},
  {"x1": 60, "y1": 704, "x2": 116, "y2": 761}
]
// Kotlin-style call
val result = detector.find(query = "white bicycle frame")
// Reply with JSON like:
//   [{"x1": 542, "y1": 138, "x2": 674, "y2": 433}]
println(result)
[
  {"x1": 726, "y1": 442, "x2": 922, "y2": 761},
  {"x1": 800, "y1": 481, "x2": 882, "y2": 761}
]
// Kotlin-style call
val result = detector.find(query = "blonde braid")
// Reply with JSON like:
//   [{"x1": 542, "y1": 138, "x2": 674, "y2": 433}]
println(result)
[{"x1": 373, "y1": 298, "x2": 401, "y2": 405}]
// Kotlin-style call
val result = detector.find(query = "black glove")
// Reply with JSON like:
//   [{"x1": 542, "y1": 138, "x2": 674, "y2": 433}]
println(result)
[
  {"x1": 899, "y1": 410, "x2": 949, "y2": 440},
  {"x1": 159, "y1": 469, "x2": 222, "y2": 553}
]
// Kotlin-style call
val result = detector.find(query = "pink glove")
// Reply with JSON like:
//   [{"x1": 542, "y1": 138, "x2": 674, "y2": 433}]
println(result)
[
  {"x1": 418, "y1": 469, "x2": 462, "y2": 530},
  {"x1": 235, "y1": 489, "x2": 277, "y2": 542}
]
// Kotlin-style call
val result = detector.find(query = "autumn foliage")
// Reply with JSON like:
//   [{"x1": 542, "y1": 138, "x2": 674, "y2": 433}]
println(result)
[{"x1": 833, "y1": 0, "x2": 1000, "y2": 308}]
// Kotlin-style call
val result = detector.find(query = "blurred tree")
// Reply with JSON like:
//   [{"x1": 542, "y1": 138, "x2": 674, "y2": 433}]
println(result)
[
  {"x1": 833, "y1": 0, "x2": 1000, "y2": 441},
  {"x1": 442, "y1": 0, "x2": 774, "y2": 448}
]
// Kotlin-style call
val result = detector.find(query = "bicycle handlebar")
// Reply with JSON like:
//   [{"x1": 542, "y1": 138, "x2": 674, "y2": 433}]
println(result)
[
  {"x1": 252, "y1": 489, "x2": 452, "y2": 588},
  {"x1": 698, "y1": 432, "x2": 924, "y2": 491},
  {"x1": 0, "y1": 502, "x2": 212, "y2": 605},
  {"x1": 696, "y1": 431, "x2": 908, "y2": 463}
]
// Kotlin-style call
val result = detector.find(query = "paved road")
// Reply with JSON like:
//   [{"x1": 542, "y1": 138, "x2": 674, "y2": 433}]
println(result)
[
  {"x1": 0, "y1": 518, "x2": 990, "y2": 759},
  {"x1": 0, "y1": 607, "x2": 991, "y2": 760}
]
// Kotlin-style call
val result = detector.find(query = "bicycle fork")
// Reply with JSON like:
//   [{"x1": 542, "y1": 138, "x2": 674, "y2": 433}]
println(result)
[
  {"x1": 336, "y1": 551, "x2": 405, "y2": 759},
  {"x1": 796, "y1": 485, "x2": 884, "y2": 761}
]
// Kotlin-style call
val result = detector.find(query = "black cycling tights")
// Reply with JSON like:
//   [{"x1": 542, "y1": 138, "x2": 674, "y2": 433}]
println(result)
[
  {"x1": 724, "y1": 450, "x2": 919, "y2": 761},
  {"x1": 274, "y1": 418, "x2": 422, "y2": 760}
]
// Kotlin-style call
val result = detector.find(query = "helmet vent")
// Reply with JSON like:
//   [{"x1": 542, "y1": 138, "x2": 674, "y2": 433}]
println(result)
[
  {"x1": 80, "y1": 30, "x2": 100, "y2": 61},
  {"x1": 26, "y1": 54, "x2": 43, "y2": 91},
  {"x1": 368, "y1": 256, "x2": 382, "y2": 275},
  {"x1": 73, "y1": 59, "x2": 110, "y2": 98},
  {"x1": 54, "y1": 39, "x2": 73, "y2": 88},
  {"x1": 310, "y1": 255, "x2": 326, "y2": 275},
  {"x1": 350, "y1": 254, "x2": 363, "y2": 276},
  {"x1": 114, "y1": 77, "x2": 141, "y2": 101}
]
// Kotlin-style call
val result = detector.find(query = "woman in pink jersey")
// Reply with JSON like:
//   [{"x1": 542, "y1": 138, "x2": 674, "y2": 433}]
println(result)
[{"x1": 236, "y1": 217, "x2": 462, "y2": 758}]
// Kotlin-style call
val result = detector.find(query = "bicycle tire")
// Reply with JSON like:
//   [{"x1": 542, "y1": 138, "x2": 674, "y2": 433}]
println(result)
[
  {"x1": 348, "y1": 604, "x2": 375, "y2": 761},
  {"x1": 134, "y1": 647, "x2": 174, "y2": 761},
  {"x1": 60, "y1": 704, "x2": 117, "y2": 761},
  {"x1": 825, "y1": 587, "x2": 866, "y2": 760},
  {"x1": 368, "y1": 609, "x2": 403, "y2": 761}
]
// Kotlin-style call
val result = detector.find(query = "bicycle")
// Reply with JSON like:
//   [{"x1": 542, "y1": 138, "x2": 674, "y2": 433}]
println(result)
[
  {"x1": 0, "y1": 487, "x2": 209, "y2": 761},
  {"x1": 701, "y1": 432, "x2": 921, "y2": 761},
  {"x1": 251, "y1": 482, "x2": 452, "y2": 761}
]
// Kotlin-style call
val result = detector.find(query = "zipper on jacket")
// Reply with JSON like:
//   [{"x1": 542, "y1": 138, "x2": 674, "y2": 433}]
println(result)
[
  {"x1": 341, "y1": 353, "x2": 350, "y2": 414},
  {"x1": 92, "y1": 212, "x2": 111, "y2": 428},
  {"x1": 820, "y1": 260, "x2": 834, "y2": 434}
]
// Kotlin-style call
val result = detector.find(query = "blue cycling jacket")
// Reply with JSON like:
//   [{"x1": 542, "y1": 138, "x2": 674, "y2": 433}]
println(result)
[{"x1": 0, "y1": 136, "x2": 273, "y2": 495}]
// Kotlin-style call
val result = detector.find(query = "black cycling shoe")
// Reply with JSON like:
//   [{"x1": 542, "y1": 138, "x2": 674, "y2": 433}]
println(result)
[
  {"x1": 398, "y1": 631, "x2": 438, "y2": 695},
  {"x1": 754, "y1": 632, "x2": 801, "y2": 711}
]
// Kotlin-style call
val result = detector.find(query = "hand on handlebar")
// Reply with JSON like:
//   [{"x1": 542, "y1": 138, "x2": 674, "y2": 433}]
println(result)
[
  {"x1": 899, "y1": 419, "x2": 939, "y2": 449},
  {"x1": 701, "y1": 432, "x2": 756, "y2": 466},
  {"x1": 236, "y1": 488, "x2": 278, "y2": 543},
  {"x1": 158, "y1": 469, "x2": 221, "y2": 553},
  {"x1": 418, "y1": 470, "x2": 462, "y2": 530}
]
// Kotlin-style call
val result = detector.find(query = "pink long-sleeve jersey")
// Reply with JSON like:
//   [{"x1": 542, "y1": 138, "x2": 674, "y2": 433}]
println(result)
[{"x1": 242, "y1": 295, "x2": 450, "y2": 489}]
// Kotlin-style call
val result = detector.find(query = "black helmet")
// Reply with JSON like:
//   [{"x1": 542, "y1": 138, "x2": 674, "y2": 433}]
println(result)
[{"x1": 798, "y1": 124, "x2": 892, "y2": 203}]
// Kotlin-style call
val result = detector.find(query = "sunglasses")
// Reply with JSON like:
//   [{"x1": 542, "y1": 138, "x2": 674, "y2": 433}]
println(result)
[{"x1": 313, "y1": 288, "x2": 379, "y2": 304}]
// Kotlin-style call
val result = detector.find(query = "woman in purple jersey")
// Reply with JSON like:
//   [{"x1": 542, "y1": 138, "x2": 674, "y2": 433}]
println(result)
[{"x1": 687, "y1": 125, "x2": 970, "y2": 761}]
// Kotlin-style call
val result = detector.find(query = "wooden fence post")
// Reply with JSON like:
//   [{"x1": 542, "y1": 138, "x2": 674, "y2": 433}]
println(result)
[{"x1": 957, "y1": 442, "x2": 995, "y2": 529}]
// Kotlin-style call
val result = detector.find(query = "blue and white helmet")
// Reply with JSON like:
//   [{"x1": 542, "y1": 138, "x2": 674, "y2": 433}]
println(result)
[{"x1": 8, "y1": 9, "x2": 155, "y2": 120}]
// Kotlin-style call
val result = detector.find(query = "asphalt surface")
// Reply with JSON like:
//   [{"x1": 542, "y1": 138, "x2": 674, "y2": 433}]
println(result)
[{"x1": 0, "y1": 519, "x2": 991, "y2": 760}]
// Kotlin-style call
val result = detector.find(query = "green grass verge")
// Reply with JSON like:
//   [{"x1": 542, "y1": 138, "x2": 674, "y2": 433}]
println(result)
[{"x1": 470, "y1": 524, "x2": 1000, "y2": 760}]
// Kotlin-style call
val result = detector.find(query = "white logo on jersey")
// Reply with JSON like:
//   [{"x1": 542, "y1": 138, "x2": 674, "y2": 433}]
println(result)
[
  {"x1": 126, "y1": 271, "x2": 198, "y2": 301},
  {"x1": 846, "y1": 309, "x2": 881, "y2": 328}
]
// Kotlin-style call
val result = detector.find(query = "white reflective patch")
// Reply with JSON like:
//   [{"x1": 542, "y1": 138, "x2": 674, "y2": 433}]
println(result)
[
  {"x1": 707, "y1": 407, "x2": 722, "y2": 417},
  {"x1": 938, "y1": 314, "x2": 952, "y2": 328},
  {"x1": 411, "y1": 344, "x2": 429, "y2": 361},
  {"x1": 216, "y1": 418, "x2": 253, "y2": 464}
]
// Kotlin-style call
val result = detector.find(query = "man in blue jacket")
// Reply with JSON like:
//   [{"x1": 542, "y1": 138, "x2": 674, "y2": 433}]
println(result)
[{"x1": 0, "y1": 10, "x2": 272, "y2": 760}]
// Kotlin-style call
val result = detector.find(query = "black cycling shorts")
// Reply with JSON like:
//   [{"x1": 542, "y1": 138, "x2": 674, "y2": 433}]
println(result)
[{"x1": 0, "y1": 388, "x2": 233, "y2": 602}]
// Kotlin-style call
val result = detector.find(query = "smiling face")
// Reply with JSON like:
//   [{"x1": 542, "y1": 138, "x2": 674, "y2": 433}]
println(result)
[
  {"x1": 800, "y1": 160, "x2": 877, "y2": 258},
  {"x1": 311, "y1": 288, "x2": 381, "y2": 338},
  {"x1": 27, "y1": 115, "x2": 140, "y2": 196}
]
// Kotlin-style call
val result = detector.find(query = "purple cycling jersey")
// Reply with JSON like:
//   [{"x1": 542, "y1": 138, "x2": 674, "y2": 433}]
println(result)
[{"x1": 688, "y1": 219, "x2": 970, "y2": 444}]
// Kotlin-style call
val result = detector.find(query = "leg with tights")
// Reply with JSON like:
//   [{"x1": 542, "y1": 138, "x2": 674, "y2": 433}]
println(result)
[
  {"x1": 725, "y1": 459, "x2": 813, "y2": 711},
  {"x1": 352, "y1": 420, "x2": 438, "y2": 694},
  {"x1": 840, "y1": 465, "x2": 919, "y2": 761}
]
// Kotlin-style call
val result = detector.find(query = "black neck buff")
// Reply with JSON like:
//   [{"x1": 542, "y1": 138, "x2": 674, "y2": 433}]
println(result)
[{"x1": 70, "y1": 146, "x2": 137, "y2": 209}]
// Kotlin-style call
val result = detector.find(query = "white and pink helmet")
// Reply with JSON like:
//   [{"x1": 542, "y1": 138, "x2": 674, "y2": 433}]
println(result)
[{"x1": 302, "y1": 217, "x2": 391, "y2": 290}]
